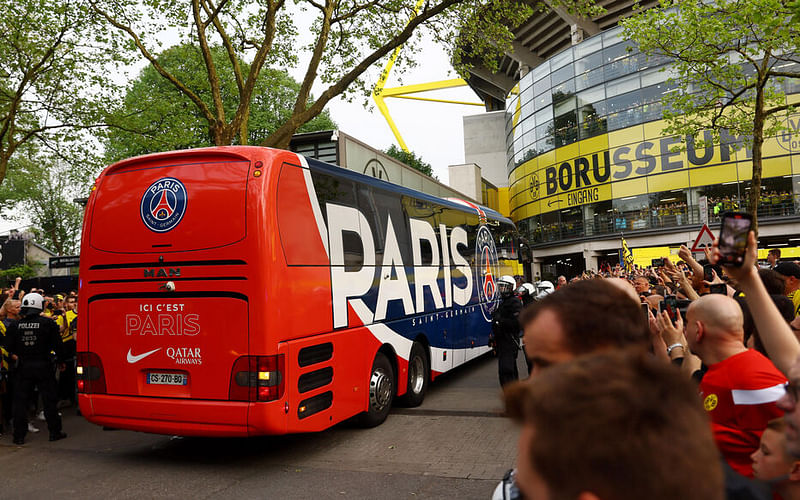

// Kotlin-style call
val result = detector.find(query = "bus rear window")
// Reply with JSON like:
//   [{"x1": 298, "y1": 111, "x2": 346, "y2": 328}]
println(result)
[{"x1": 90, "y1": 159, "x2": 250, "y2": 253}]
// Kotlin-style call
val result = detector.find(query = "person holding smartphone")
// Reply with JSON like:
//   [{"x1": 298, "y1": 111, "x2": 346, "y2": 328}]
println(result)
[
  {"x1": 774, "y1": 262, "x2": 800, "y2": 318},
  {"x1": 707, "y1": 222, "x2": 800, "y2": 466}
]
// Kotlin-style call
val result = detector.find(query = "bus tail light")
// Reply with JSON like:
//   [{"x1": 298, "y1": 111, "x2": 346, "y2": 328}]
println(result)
[
  {"x1": 77, "y1": 352, "x2": 107, "y2": 394},
  {"x1": 229, "y1": 355, "x2": 285, "y2": 402}
]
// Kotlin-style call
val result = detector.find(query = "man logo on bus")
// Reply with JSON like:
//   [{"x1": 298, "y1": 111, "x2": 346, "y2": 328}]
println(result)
[
  {"x1": 140, "y1": 177, "x2": 188, "y2": 233},
  {"x1": 475, "y1": 225, "x2": 500, "y2": 322}
]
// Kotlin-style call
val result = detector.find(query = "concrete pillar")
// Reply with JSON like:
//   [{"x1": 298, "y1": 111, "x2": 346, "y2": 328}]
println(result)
[
  {"x1": 571, "y1": 25, "x2": 585, "y2": 45},
  {"x1": 532, "y1": 258, "x2": 544, "y2": 281},
  {"x1": 584, "y1": 250, "x2": 602, "y2": 272},
  {"x1": 447, "y1": 163, "x2": 482, "y2": 202}
]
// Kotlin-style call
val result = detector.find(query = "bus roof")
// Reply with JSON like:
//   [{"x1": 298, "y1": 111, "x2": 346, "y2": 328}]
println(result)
[
  {"x1": 97, "y1": 146, "x2": 513, "y2": 227},
  {"x1": 305, "y1": 156, "x2": 513, "y2": 227}
]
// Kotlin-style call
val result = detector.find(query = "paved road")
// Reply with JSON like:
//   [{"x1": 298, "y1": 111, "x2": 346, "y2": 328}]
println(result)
[{"x1": 0, "y1": 352, "x2": 527, "y2": 499}]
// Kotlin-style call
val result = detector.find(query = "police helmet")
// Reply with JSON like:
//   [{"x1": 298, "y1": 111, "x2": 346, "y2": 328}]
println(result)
[
  {"x1": 498, "y1": 275, "x2": 516, "y2": 297},
  {"x1": 521, "y1": 283, "x2": 536, "y2": 296},
  {"x1": 21, "y1": 292, "x2": 44, "y2": 312},
  {"x1": 535, "y1": 281, "x2": 555, "y2": 299}
]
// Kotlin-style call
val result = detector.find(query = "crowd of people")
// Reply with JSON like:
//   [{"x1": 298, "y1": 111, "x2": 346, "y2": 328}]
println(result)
[
  {"x1": 5, "y1": 231, "x2": 800, "y2": 497},
  {"x1": 710, "y1": 192, "x2": 796, "y2": 219},
  {"x1": 496, "y1": 235, "x2": 800, "y2": 500},
  {"x1": 0, "y1": 280, "x2": 78, "y2": 444}
]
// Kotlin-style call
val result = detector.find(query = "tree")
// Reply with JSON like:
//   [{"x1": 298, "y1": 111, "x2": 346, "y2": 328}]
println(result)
[
  {"x1": 0, "y1": 264, "x2": 42, "y2": 285},
  {"x1": 384, "y1": 144, "x2": 435, "y2": 178},
  {"x1": 0, "y1": 0, "x2": 120, "y2": 187},
  {"x1": 103, "y1": 43, "x2": 336, "y2": 163},
  {"x1": 0, "y1": 154, "x2": 84, "y2": 255},
  {"x1": 622, "y1": 0, "x2": 800, "y2": 234},
  {"x1": 91, "y1": 0, "x2": 548, "y2": 150}
]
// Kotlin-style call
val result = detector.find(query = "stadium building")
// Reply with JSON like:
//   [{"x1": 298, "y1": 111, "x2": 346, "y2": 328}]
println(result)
[{"x1": 462, "y1": 0, "x2": 800, "y2": 280}]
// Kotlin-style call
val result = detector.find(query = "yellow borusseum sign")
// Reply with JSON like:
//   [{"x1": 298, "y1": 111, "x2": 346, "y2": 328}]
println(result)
[{"x1": 509, "y1": 112, "x2": 800, "y2": 220}]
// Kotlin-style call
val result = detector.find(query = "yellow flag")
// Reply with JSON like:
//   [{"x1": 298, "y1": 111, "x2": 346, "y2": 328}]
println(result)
[{"x1": 621, "y1": 237, "x2": 634, "y2": 272}]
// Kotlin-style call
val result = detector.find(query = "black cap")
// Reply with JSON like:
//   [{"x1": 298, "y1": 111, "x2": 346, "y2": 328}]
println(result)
[{"x1": 774, "y1": 262, "x2": 800, "y2": 279}]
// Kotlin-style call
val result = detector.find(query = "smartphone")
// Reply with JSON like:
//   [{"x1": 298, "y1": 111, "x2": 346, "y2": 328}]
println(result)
[
  {"x1": 11, "y1": 290, "x2": 21, "y2": 300},
  {"x1": 641, "y1": 302, "x2": 650, "y2": 318},
  {"x1": 718, "y1": 212, "x2": 753, "y2": 266},
  {"x1": 660, "y1": 295, "x2": 678, "y2": 322},
  {"x1": 703, "y1": 264, "x2": 715, "y2": 282},
  {"x1": 709, "y1": 283, "x2": 727, "y2": 295}
]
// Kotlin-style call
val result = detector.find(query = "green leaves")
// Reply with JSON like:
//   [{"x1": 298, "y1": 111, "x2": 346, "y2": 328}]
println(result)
[
  {"x1": 0, "y1": 0, "x2": 123, "y2": 186},
  {"x1": 95, "y1": 0, "x2": 540, "y2": 148},
  {"x1": 103, "y1": 43, "x2": 336, "y2": 162},
  {"x1": 0, "y1": 153, "x2": 85, "y2": 255},
  {"x1": 622, "y1": 0, "x2": 800, "y2": 149},
  {"x1": 622, "y1": 0, "x2": 800, "y2": 232},
  {"x1": 385, "y1": 144, "x2": 435, "y2": 178}
]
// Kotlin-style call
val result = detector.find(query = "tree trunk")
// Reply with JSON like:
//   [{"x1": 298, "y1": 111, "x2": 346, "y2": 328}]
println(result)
[
  {"x1": 239, "y1": 112, "x2": 249, "y2": 146},
  {"x1": 0, "y1": 155, "x2": 8, "y2": 187},
  {"x1": 209, "y1": 120, "x2": 238, "y2": 146},
  {"x1": 264, "y1": 117, "x2": 304, "y2": 150},
  {"x1": 749, "y1": 85, "x2": 766, "y2": 238}
]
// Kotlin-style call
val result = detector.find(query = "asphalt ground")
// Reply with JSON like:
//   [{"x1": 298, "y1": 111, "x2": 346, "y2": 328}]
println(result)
[{"x1": 0, "y1": 351, "x2": 528, "y2": 499}]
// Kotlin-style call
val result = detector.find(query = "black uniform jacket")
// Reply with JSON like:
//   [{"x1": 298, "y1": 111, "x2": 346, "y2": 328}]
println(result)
[{"x1": 6, "y1": 313, "x2": 63, "y2": 363}]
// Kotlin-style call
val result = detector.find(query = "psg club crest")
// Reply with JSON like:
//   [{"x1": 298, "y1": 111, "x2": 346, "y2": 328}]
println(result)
[
  {"x1": 140, "y1": 178, "x2": 187, "y2": 233},
  {"x1": 474, "y1": 225, "x2": 500, "y2": 322}
]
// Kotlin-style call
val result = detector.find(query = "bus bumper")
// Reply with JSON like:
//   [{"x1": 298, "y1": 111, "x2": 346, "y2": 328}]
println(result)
[{"x1": 79, "y1": 394, "x2": 288, "y2": 437}]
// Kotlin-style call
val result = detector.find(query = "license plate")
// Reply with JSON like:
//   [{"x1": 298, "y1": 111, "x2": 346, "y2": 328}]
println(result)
[{"x1": 147, "y1": 372, "x2": 187, "y2": 385}]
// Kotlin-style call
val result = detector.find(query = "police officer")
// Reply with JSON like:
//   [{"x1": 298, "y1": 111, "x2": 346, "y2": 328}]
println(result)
[
  {"x1": 516, "y1": 283, "x2": 537, "y2": 377},
  {"x1": 6, "y1": 293, "x2": 67, "y2": 445},
  {"x1": 517, "y1": 283, "x2": 536, "y2": 307},
  {"x1": 492, "y1": 275, "x2": 522, "y2": 387}
]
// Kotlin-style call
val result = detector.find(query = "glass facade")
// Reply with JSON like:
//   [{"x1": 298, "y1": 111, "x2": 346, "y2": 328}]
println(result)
[{"x1": 506, "y1": 27, "x2": 800, "y2": 245}]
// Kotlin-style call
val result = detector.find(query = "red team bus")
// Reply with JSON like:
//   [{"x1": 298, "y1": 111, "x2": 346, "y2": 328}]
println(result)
[{"x1": 77, "y1": 146, "x2": 524, "y2": 436}]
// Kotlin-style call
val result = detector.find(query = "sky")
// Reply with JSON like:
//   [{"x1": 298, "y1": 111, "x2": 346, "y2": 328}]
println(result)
[
  {"x1": 0, "y1": 12, "x2": 488, "y2": 235},
  {"x1": 321, "y1": 45, "x2": 484, "y2": 184}
]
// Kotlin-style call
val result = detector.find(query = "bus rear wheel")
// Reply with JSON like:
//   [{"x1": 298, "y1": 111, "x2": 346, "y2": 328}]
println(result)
[
  {"x1": 357, "y1": 352, "x2": 394, "y2": 428},
  {"x1": 400, "y1": 342, "x2": 429, "y2": 407}
]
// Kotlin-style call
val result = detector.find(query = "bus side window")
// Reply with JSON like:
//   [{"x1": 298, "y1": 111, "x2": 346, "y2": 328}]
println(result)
[
  {"x1": 358, "y1": 185, "x2": 411, "y2": 266},
  {"x1": 497, "y1": 225, "x2": 518, "y2": 260}
]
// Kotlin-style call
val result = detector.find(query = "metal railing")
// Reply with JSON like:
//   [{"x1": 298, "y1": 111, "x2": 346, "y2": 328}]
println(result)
[{"x1": 530, "y1": 202, "x2": 799, "y2": 244}]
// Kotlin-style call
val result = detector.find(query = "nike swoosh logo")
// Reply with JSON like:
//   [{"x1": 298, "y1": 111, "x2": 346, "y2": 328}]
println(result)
[{"x1": 127, "y1": 348, "x2": 161, "y2": 364}]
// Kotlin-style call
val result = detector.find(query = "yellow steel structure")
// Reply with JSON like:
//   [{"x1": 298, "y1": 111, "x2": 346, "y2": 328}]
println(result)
[{"x1": 372, "y1": 0, "x2": 482, "y2": 152}]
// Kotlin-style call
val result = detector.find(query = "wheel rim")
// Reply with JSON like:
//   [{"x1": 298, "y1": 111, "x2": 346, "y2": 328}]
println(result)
[
  {"x1": 369, "y1": 367, "x2": 392, "y2": 412},
  {"x1": 409, "y1": 355, "x2": 425, "y2": 394}
]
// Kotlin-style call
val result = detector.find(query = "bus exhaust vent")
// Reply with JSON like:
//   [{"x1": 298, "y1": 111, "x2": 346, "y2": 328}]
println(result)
[
  {"x1": 298, "y1": 367, "x2": 333, "y2": 394},
  {"x1": 297, "y1": 391, "x2": 333, "y2": 419},
  {"x1": 298, "y1": 343, "x2": 333, "y2": 367}
]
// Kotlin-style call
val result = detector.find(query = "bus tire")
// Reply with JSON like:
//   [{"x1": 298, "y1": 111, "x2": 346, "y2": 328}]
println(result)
[
  {"x1": 357, "y1": 352, "x2": 394, "y2": 428},
  {"x1": 400, "y1": 342, "x2": 429, "y2": 407}
]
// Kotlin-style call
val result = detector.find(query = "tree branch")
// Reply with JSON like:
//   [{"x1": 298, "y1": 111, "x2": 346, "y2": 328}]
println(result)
[
  {"x1": 202, "y1": 0, "x2": 230, "y2": 28},
  {"x1": 294, "y1": 0, "x2": 335, "y2": 116},
  {"x1": 228, "y1": 0, "x2": 285, "y2": 140},
  {"x1": 304, "y1": 0, "x2": 327, "y2": 12},
  {"x1": 200, "y1": 0, "x2": 244, "y2": 94},
  {"x1": 767, "y1": 71, "x2": 800, "y2": 78},
  {"x1": 331, "y1": 0, "x2": 381, "y2": 23},
  {"x1": 91, "y1": 3, "x2": 216, "y2": 124},
  {"x1": 263, "y1": 0, "x2": 466, "y2": 147},
  {"x1": 191, "y1": 0, "x2": 226, "y2": 130},
  {"x1": 0, "y1": 23, "x2": 68, "y2": 149},
  {"x1": 764, "y1": 103, "x2": 795, "y2": 116}
]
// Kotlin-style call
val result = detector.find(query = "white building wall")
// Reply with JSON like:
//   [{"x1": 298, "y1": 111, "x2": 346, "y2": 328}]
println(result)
[{"x1": 463, "y1": 111, "x2": 508, "y2": 189}]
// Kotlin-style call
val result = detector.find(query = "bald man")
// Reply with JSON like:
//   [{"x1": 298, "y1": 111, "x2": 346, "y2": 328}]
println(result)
[
  {"x1": 606, "y1": 277, "x2": 641, "y2": 303},
  {"x1": 685, "y1": 294, "x2": 787, "y2": 477}
]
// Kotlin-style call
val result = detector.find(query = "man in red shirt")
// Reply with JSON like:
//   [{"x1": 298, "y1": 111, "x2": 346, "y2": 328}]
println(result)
[{"x1": 686, "y1": 294, "x2": 787, "y2": 477}]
